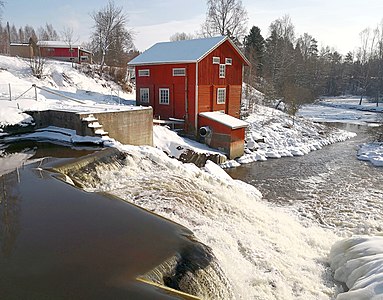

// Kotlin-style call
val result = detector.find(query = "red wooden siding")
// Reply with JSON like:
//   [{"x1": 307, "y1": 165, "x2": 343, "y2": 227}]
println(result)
[
  {"x1": 227, "y1": 85, "x2": 242, "y2": 118},
  {"x1": 198, "y1": 114, "x2": 246, "y2": 159},
  {"x1": 135, "y1": 63, "x2": 196, "y2": 124},
  {"x1": 198, "y1": 40, "x2": 244, "y2": 86},
  {"x1": 40, "y1": 47, "x2": 79, "y2": 58},
  {"x1": 134, "y1": 38, "x2": 247, "y2": 135},
  {"x1": 197, "y1": 40, "x2": 244, "y2": 119}
]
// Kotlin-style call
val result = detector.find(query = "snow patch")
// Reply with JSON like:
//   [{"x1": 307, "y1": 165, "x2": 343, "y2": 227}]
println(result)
[
  {"x1": 330, "y1": 236, "x2": 383, "y2": 299},
  {"x1": 357, "y1": 143, "x2": 383, "y2": 167}
]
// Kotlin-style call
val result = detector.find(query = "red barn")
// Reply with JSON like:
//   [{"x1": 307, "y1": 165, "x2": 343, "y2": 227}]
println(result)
[
  {"x1": 37, "y1": 41, "x2": 92, "y2": 63},
  {"x1": 128, "y1": 36, "x2": 249, "y2": 158}
]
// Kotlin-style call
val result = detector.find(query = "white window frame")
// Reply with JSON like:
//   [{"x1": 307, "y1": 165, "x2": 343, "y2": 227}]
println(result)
[
  {"x1": 219, "y1": 64, "x2": 226, "y2": 78},
  {"x1": 217, "y1": 88, "x2": 226, "y2": 104},
  {"x1": 139, "y1": 88, "x2": 149, "y2": 103},
  {"x1": 138, "y1": 69, "x2": 150, "y2": 77},
  {"x1": 225, "y1": 58, "x2": 232, "y2": 65},
  {"x1": 159, "y1": 88, "x2": 170, "y2": 105},
  {"x1": 213, "y1": 56, "x2": 220, "y2": 64},
  {"x1": 172, "y1": 68, "x2": 186, "y2": 76}
]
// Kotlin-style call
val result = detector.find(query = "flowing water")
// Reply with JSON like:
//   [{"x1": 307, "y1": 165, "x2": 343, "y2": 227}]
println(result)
[
  {"x1": 1, "y1": 116, "x2": 383, "y2": 299},
  {"x1": 0, "y1": 142, "x2": 206, "y2": 300},
  {"x1": 227, "y1": 124, "x2": 383, "y2": 236}
]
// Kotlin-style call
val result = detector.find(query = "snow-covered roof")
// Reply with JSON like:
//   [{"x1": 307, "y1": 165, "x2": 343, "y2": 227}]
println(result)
[
  {"x1": 199, "y1": 111, "x2": 248, "y2": 129},
  {"x1": 36, "y1": 41, "x2": 91, "y2": 53},
  {"x1": 128, "y1": 36, "x2": 249, "y2": 66}
]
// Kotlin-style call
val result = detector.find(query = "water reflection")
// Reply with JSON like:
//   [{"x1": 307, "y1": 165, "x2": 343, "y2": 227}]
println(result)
[
  {"x1": 0, "y1": 146, "x2": 196, "y2": 299},
  {"x1": 0, "y1": 171, "x2": 20, "y2": 258}
]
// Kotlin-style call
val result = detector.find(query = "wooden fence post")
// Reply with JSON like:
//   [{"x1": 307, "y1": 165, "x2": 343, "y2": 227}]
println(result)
[{"x1": 34, "y1": 85, "x2": 38, "y2": 101}]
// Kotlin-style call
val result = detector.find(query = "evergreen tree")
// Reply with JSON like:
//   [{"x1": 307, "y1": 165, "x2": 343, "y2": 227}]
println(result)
[{"x1": 243, "y1": 26, "x2": 265, "y2": 77}]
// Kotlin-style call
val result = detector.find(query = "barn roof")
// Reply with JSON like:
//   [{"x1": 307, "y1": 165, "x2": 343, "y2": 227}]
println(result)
[{"x1": 128, "y1": 36, "x2": 250, "y2": 66}]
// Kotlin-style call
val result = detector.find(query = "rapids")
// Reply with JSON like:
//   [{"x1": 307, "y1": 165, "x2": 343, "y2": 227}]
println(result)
[{"x1": 62, "y1": 145, "x2": 341, "y2": 299}]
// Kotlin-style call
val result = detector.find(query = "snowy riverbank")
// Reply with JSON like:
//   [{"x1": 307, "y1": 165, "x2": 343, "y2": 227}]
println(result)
[
  {"x1": 152, "y1": 104, "x2": 357, "y2": 169},
  {"x1": 2, "y1": 54, "x2": 383, "y2": 299}
]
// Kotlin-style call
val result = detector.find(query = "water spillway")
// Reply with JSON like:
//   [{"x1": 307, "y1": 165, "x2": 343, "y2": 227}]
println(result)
[
  {"x1": 65, "y1": 144, "x2": 341, "y2": 299},
  {"x1": 0, "y1": 144, "x2": 212, "y2": 299},
  {"x1": 53, "y1": 147, "x2": 235, "y2": 299}
]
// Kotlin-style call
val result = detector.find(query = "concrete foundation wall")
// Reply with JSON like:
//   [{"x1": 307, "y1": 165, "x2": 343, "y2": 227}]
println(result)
[
  {"x1": 82, "y1": 109, "x2": 153, "y2": 146},
  {"x1": 28, "y1": 108, "x2": 153, "y2": 146}
]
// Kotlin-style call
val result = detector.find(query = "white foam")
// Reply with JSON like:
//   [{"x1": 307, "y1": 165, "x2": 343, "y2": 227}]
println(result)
[{"x1": 82, "y1": 145, "x2": 340, "y2": 299}]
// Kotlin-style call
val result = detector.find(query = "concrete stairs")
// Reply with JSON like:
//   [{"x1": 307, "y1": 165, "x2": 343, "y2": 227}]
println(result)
[{"x1": 81, "y1": 114, "x2": 109, "y2": 139}]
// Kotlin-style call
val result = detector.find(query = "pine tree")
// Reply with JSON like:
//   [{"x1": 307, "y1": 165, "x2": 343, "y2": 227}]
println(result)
[{"x1": 243, "y1": 26, "x2": 265, "y2": 77}]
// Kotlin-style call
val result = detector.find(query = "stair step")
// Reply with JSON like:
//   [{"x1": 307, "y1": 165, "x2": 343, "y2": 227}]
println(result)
[{"x1": 82, "y1": 114, "x2": 98, "y2": 122}]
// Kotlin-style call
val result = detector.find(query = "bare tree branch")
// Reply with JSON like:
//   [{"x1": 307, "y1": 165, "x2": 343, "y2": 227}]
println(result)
[{"x1": 201, "y1": 0, "x2": 248, "y2": 43}]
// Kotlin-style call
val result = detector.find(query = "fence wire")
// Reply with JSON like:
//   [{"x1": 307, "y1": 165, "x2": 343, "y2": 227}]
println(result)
[{"x1": 0, "y1": 84, "x2": 37, "y2": 101}]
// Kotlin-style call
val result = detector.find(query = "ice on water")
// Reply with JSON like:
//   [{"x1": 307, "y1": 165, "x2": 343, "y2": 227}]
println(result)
[{"x1": 330, "y1": 236, "x2": 383, "y2": 299}]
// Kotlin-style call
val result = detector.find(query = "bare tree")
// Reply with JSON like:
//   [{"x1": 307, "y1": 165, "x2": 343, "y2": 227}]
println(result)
[
  {"x1": 90, "y1": 0, "x2": 134, "y2": 72},
  {"x1": 356, "y1": 27, "x2": 378, "y2": 104},
  {"x1": 28, "y1": 50, "x2": 46, "y2": 79},
  {"x1": 201, "y1": 0, "x2": 248, "y2": 43},
  {"x1": 61, "y1": 26, "x2": 79, "y2": 65},
  {"x1": 169, "y1": 32, "x2": 195, "y2": 42},
  {"x1": 38, "y1": 23, "x2": 59, "y2": 41}
]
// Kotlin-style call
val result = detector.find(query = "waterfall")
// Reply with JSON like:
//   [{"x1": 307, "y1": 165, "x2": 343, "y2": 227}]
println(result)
[
  {"x1": 53, "y1": 147, "x2": 235, "y2": 299},
  {"x1": 54, "y1": 145, "x2": 340, "y2": 299}
]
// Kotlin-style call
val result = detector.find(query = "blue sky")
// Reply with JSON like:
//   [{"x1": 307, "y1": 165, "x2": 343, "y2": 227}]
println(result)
[{"x1": 3, "y1": 0, "x2": 383, "y2": 54}]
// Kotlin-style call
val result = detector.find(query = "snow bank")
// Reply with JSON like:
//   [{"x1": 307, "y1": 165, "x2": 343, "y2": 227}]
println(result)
[
  {"x1": 222, "y1": 105, "x2": 356, "y2": 168},
  {"x1": 357, "y1": 143, "x2": 383, "y2": 167},
  {"x1": 3, "y1": 126, "x2": 111, "y2": 145},
  {"x1": 330, "y1": 236, "x2": 383, "y2": 299},
  {"x1": 153, "y1": 125, "x2": 223, "y2": 159},
  {"x1": 0, "y1": 55, "x2": 135, "y2": 128}
]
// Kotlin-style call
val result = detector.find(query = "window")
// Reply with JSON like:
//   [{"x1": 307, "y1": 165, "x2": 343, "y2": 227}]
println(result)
[
  {"x1": 213, "y1": 56, "x2": 220, "y2": 64},
  {"x1": 172, "y1": 68, "x2": 186, "y2": 76},
  {"x1": 138, "y1": 69, "x2": 150, "y2": 77},
  {"x1": 219, "y1": 64, "x2": 226, "y2": 78},
  {"x1": 159, "y1": 88, "x2": 169, "y2": 105},
  {"x1": 217, "y1": 88, "x2": 226, "y2": 104},
  {"x1": 140, "y1": 88, "x2": 149, "y2": 103},
  {"x1": 225, "y1": 58, "x2": 232, "y2": 65}
]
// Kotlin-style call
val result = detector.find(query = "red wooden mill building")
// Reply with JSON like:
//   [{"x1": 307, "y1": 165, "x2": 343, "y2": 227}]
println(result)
[{"x1": 128, "y1": 36, "x2": 249, "y2": 158}]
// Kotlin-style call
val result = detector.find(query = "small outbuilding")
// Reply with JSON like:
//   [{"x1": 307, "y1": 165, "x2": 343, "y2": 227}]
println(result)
[
  {"x1": 199, "y1": 111, "x2": 248, "y2": 159},
  {"x1": 37, "y1": 41, "x2": 92, "y2": 63}
]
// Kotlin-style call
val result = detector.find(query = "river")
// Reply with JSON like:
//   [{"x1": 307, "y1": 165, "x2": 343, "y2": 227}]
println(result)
[
  {"x1": 227, "y1": 122, "x2": 383, "y2": 236},
  {"x1": 1, "y1": 106, "x2": 383, "y2": 299},
  {"x1": 0, "y1": 141, "x2": 200, "y2": 300}
]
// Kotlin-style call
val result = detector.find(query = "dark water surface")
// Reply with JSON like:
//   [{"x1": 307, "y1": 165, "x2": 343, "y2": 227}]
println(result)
[
  {"x1": 0, "y1": 142, "x2": 193, "y2": 299},
  {"x1": 227, "y1": 124, "x2": 383, "y2": 234}
]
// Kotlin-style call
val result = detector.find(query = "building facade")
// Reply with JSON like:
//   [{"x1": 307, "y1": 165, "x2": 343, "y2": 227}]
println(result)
[{"x1": 129, "y1": 36, "x2": 249, "y2": 158}]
